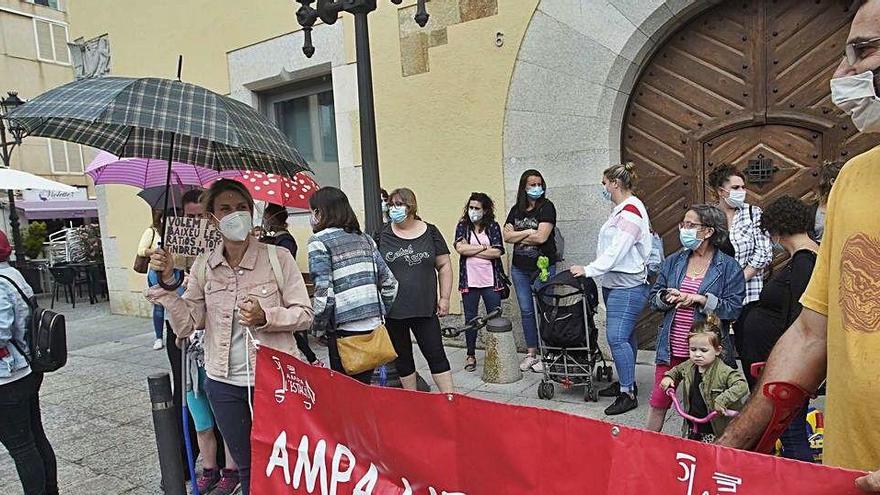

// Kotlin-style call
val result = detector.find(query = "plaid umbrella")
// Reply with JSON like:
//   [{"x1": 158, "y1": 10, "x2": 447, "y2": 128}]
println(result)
[
  {"x1": 8, "y1": 77, "x2": 310, "y2": 241},
  {"x1": 7, "y1": 77, "x2": 309, "y2": 175}
]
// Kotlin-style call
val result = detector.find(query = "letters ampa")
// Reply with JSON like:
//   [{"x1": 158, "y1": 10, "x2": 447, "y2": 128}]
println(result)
[{"x1": 163, "y1": 216, "x2": 222, "y2": 257}]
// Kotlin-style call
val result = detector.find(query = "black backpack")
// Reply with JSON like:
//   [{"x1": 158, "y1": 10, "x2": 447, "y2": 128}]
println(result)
[{"x1": 0, "y1": 274, "x2": 67, "y2": 373}]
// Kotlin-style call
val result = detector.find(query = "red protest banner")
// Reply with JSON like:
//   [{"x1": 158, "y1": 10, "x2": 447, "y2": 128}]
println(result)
[{"x1": 251, "y1": 347, "x2": 864, "y2": 495}]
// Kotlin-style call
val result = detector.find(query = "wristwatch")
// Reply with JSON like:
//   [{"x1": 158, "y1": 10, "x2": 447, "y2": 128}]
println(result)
[{"x1": 159, "y1": 272, "x2": 183, "y2": 291}]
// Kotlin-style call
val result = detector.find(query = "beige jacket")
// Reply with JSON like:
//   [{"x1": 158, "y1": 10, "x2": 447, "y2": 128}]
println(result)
[
  {"x1": 148, "y1": 237, "x2": 313, "y2": 379},
  {"x1": 137, "y1": 227, "x2": 160, "y2": 257}
]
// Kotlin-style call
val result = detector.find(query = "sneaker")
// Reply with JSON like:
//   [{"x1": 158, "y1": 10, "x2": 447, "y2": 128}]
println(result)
[
  {"x1": 529, "y1": 360, "x2": 544, "y2": 373},
  {"x1": 598, "y1": 382, "x2": 639, "y2": 398},
  {"x1": 196, "y1": 467, "x2": 220, "y2": 494},
  {"x1": 152, "y1": 338, "x2": 164, "y2": 350},
  {"x1": 519, "y1": 355, "x2": 540, "y2": 372},
  {"x1": 211, "y1": 469, "x2": 240, "y2": 495},
  {"x1": 604, "y1": 392, "x2": 638, "y2": 416}
]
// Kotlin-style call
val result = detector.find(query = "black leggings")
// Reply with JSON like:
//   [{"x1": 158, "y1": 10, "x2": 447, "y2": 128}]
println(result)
[
  {"x1": 386, "y1": 316, "x2": 451, "y2": 377},
  {"x1": 0, "y1": 372, "x2": 57, "y2": 495}
]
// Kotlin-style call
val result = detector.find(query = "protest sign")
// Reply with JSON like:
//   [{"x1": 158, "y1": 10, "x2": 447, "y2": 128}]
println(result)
[{"x1": 163, "y1": 216, "x2": 222, "y2": 257}]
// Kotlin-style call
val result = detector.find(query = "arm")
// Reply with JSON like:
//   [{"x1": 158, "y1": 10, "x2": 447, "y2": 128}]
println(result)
[
  {"x1": 746, "y1": 208, "x2": 773, "y2": 275},
  {"x1": 520, "y1": 222, "x2": 553, "y2": 245},
  {"x1": 147, "y1": 264, "x2": 205, "y2": 341},
  {"x1": 0, "y1": 289, "x2": 13, "y2": 347},
  {"x1": 436, "y1": 253, "x2": 453, "y2": 304},
  {"x1": 701, "y1": 261, "x2": 745, "y2": 319},
  {"x1": 259, "y1": 248, "x2": 314, "y2": 333},
  {"x1": 714, "y1": 368, "x2": 750, "y2": 410},
  {"x1": 578, "y1": 215, "x2": 640, "y2": 279},
  {"x1": 374, "y1": 249, "x2": 398, "y2": 311},
  {"x1": 137, "y1": 228, "x2": 155, "y2": 257},
  {"x1": 663, "y1": 361, "x2": 688, "y2": 384},
  {"x1": 307, "y1": 238, "x2": 334, "y2": 330},
  {"x1": 475, "y1": 247, "x2": 503, "y2": 260},
  {"x1": 502, "y1": 223, "x2": 532, "y2": 244},
  {"x1": 716, "y1": 309, "x2": 828, "y2": 449}
]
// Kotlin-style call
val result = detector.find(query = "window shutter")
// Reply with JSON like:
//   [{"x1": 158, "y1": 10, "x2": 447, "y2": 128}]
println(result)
[
  {"x1": 66, "y1": 142, "x2": 83, "y2": 172},
  {"x1": 35, "y1": 20, "x2": 53, "y2": 60},
  {"x1": 52, "y1": 24, "x2": 68, "y2": 63},
  {"x1": 49, "y1": 140, "x2": 68, "y2": 173}
]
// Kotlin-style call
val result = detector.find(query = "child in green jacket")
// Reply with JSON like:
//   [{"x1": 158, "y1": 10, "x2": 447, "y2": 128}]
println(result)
[{"x1": 660, "y1": 314, "x2": 749, "y2": 442}]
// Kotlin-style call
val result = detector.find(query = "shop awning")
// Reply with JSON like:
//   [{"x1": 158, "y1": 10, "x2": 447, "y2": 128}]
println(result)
[{"x1": 16, "y1": 200, "x2": 98, "y2": 220}]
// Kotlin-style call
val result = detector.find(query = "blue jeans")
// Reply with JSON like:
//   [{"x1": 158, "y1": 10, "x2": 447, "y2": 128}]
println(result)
[
  {"x1": 602, "y1": 284, "x2": 650, "y2": 393},
  {"x1": 511, "y1": 264, "x2": 556, "y2": 350},
  {"x1": 147, "y1": 270, "x2": 164, "y2": 340},
  {"x1": 778, "y1": 402, "x2": 814, "y2": 462},
  {"x1": 205, "y1": 378, "x2": 253, "y2": 494},
  {"x1": 462, "y1": 287, "x2": 502, "y2": 356}
]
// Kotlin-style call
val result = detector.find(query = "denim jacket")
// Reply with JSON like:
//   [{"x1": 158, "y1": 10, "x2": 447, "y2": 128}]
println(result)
[
  {"x1": 649, "y1": 248, "x2": 745, "y2": 365},
  {"x1": 0, "y1": 263, "x2": 33, "y2": 379}
]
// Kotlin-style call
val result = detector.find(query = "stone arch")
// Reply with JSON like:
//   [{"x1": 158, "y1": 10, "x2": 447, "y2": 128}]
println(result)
[{"x1": 502, "y1": 0, "x2": 719, "y2": 264}]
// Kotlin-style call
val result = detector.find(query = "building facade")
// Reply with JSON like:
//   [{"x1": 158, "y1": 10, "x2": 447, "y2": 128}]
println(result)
[{"x1": 67, "y1": 1, "x2": 875, "y2": 336}]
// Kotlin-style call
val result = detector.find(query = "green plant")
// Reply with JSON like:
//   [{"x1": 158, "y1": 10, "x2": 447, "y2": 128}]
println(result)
[{"x1": 21, "y1": 222, "x2": 48, "y2": 260}]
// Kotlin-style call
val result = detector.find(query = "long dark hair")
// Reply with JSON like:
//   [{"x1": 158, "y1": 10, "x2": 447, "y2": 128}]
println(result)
[
  {"x1": 516, "y1": 169, "x2": 547, "y2": 212},
  {"x1": 309, "y1": 186, "x2": 361, "y2": 234},
  {"x1": 461, "y1": 192, "x2": 496, "y2": 229}
]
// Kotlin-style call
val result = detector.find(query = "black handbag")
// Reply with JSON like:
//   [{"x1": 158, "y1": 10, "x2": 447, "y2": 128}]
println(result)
[{"x1": 0, "y1": 274, "x2": 67, "y2": 373}]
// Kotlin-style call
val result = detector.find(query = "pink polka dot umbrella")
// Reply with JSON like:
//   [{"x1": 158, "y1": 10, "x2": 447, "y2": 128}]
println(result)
[{"x1": 233, "y1": 170, "x2": 319, "y2": 208}]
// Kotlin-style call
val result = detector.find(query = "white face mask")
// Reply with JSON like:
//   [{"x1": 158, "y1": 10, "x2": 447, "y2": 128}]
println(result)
[
  {"x1": 468, "y1": 208, "x2": 483, "y2": 223},
  {"x1": 831, "y1": 70, "x2": 880, "y2": 133},
  {"x1": 725, "y1": 188, "x2": 747, "y2": 209},
  {"x1": 216, "y1": 210, "x2": 253, "y2": 242}
]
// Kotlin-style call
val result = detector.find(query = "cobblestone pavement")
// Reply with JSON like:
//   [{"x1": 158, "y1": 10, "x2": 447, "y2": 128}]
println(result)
[{"x1": 2, "y1": 298, "x2": 681, "y2": 494}]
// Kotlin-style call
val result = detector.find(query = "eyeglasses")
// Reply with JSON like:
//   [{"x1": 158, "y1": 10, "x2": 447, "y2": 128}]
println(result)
[
  {"x1": 679, "y1": 221, "x2": 705, "y2": 229},
  {"x1": 846, "y1": 37, "x2": 880, "y2": 65}
]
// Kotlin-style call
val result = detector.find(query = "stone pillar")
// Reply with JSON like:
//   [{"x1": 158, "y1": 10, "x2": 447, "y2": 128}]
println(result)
[{"x1": 481, "y1": 316, "x2": 523, "y2": 384}]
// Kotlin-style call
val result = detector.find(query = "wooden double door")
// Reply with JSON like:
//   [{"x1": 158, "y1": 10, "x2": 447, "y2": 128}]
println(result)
[{"x1": 621, "y1": 0, "x2": 879, "y2": 347}]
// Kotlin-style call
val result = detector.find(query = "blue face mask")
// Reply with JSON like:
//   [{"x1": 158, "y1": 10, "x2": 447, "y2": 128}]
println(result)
[
  {"x1": 679, "y1": 228, "x2": 703, "y2": 250},
  {"x1": 526, "y1": 185, "x2": 544, "y2": 199},
  {"x1": 389, "y1": 205, "x2": 407, "y2": 224},
  {"x1": 602, "y1": 188, "x2": 612, "y2": 202}
]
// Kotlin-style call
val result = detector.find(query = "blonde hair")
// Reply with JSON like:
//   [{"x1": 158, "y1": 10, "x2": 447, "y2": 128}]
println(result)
[
  {"x1": 389, "y1": 187, "x2": 418, "y2": 219},
  {"x1": 604, "y1": 162, "x2": 638, "y2": 191},
  {"x1": 688, "y1": 313, "x2": 723, "y2": 348}
]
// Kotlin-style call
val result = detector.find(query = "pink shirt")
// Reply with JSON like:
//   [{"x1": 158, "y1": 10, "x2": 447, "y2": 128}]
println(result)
[
  {"x1": 465, "y1": 230, "x2": 494, "y2": 288},
  {"x1": 670, "y1": 275, "x2": 703, "y2": 358}
]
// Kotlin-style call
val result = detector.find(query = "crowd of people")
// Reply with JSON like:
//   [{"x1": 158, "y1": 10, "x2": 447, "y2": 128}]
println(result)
[{"x1": 6, "y1": 2, "x2": 880, "y2": 492}]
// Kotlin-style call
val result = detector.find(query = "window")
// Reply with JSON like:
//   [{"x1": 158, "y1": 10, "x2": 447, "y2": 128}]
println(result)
[
  {"x1": 264, "y1": 79, "x2": 339, "y2": 189},
  {"x1": 33, "y1": 19, "x2": 69, "y2": 64},
  {"x1": 48, "y1": 140, "x2": 84, "y2": 174},
  {"x1": 29, "y1": 0, "x2": 63, "y2": 11}
]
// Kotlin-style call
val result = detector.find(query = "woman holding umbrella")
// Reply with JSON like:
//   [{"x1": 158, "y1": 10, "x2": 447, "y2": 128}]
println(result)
[{"x1": 148, "y1": 179, "x2": 313, "y2": 495}]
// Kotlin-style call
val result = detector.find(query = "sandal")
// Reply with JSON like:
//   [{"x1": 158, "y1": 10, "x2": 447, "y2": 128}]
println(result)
[{"x1": 464, "y1": 356, "x2": 477, "y2": 372}]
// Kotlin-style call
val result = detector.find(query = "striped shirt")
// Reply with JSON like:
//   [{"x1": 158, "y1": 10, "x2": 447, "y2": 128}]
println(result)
[
  {"x1": 670, "y1": 275, "x2": 703, "y2": 358},
  {"x1": 308, "y1": 228, "x2": 398, "y2": 332}
]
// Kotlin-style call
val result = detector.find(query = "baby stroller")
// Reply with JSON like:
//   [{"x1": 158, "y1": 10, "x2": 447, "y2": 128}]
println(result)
[{"x1": 533, "y1": 271, "x2": 610, "y2": 402}]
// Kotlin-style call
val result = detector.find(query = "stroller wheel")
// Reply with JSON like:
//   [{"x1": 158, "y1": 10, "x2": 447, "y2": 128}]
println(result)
[
  {"x1": 585, "y1": 388, "x2": 599, "y2": 402},
  {"x1": 538, "y1": 381, "x2": 555, "y2": 400}
]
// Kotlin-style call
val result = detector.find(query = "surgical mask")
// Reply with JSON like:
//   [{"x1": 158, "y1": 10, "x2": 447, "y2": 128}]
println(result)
[
  {"x1": 468, "y1": 208, "x2": 483, "y2": 223},
  {"x1": 389, "y1": 205, "x2": 407, "y2": 224},
  {"x1": 831, "y1": 70, "x2": 880, "y2": 133},
  {"x1": 602, "y1": 188, "x2": 612, "y2": 202},
  {"x1": 309, "y1": 213, "x2": 319, "y2": 229},
  {"x1": 679, "y1": 228, "x2": 703, "y2": 251},
  {"x1": 216, "y1": 210, "x2": 252, "y2": 242},
  {"x1": 526, "y1": 185, "x2": 544, "y2": 199},
  {"x1": 725, "y1": 189, "x2": 747, "y2": 209}
]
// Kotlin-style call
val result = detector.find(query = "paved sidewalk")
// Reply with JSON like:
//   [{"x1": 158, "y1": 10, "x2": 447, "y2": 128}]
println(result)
[{"x1": 1, "y1": 299, "x2": 678, "y2": 494}]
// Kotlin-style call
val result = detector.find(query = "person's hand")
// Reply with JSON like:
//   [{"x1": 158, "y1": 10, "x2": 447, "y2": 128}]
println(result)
[
  {"x1": 148, "y1": 248, "x2": 175, "y2": 284},
  {"x1": 437, "y1": 297, "x2": 450, "y2": 317},
  {"x1": 238, "y1": 297, "x2": 267, "y2": 327},
  {"x1": 662, "y1": 288, "x2": 682, "y2": 304},
  {"x1": 660, "y1": 377, "x2": 675, "y2": 391},
  {"x1": 676, "y1": 293, "x2": 707, "y2": 308},
  {"x1": 856, "y1": 469, "x2": 880, "y2": 492},
  {"x1": 570, "y1": 265, "x2": 586, "y2": 278},
  {"x1": 714, "y1": 402, "x2": 728, "y2": 414}
]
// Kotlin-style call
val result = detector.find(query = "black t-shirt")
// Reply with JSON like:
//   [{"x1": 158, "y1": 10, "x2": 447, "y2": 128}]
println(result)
[
  {"x1": 379, "y1": 223, "x2": 450, "y2": 319},
  {"x1": 505, "y1": 200, "x2": 557, "y2": 271},
  {"x1": 689, "y1": 368, "x2": 714, "y2": 436},
  {"x1": 264, "y1": 231, "x2": 298, "y2": 258},
  {"x1": 738, "y1": 250, "x2": 817, "y2": 362}
]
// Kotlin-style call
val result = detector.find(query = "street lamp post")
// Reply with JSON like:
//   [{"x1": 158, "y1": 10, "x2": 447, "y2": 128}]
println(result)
[
  {"x1": 0, "y1": 91, "x2": 27, "y2": 262},
  {"x1": 293, "y1": 0, "x2": 429, "y2": 235}
]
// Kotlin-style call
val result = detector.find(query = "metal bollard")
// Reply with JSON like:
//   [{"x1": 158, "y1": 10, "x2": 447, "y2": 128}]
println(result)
[
  {"x1": 481, "y1": 317, "x2": 523, "y2": 384},
  {"x1": 148, "y1": 373, "x2": 185, "y2": 495}
]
